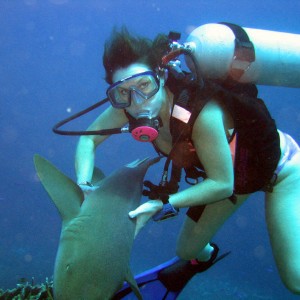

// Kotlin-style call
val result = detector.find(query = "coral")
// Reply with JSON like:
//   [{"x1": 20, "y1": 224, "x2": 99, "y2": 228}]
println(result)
[{"x1": 0, "y1": 278, "x2": 53, "y2": 300}]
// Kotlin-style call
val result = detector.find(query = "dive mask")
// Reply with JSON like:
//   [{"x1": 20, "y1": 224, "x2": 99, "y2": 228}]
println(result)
[{"x1": 106, "y1": 71, "x2": 160, "y2": 109}]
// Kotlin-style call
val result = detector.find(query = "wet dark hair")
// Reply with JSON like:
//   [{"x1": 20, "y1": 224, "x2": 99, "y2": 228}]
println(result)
[{"x1": 103, "y1": 27, "x2": 170, "y2": 84}]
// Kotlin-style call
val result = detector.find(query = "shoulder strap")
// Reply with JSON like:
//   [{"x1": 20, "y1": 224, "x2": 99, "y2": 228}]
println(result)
[{"x1": 170, "y1": 80, "x2": 223, "y2": 139}]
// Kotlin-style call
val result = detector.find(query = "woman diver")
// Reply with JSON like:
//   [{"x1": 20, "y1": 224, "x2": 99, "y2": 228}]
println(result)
[{"x1": 74, "y1": 27, "x2": 300, "y2": 294}]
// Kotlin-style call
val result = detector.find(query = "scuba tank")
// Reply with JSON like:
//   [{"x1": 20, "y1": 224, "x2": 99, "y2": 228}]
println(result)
[{"x1": 184, "y1": 23, "x2": 300, "y2": 87}]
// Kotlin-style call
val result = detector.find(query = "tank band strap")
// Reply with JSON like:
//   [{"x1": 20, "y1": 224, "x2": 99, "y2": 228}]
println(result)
[{"x1": 219, "y1": 22, "x2": 255, "y2": 83}]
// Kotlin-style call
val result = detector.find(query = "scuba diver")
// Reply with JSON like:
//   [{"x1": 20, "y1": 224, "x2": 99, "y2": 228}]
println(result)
[{"x1": 54, "y1": 24, "x2": 300, "y2": 296}]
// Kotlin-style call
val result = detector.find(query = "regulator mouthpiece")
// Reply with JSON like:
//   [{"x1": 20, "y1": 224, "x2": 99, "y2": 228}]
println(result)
[
  {"x1": 131, "y1": 124, "x2": 158, "y2": 142},
  {"x1": 130, "y1": 113, "x2": 160, "y2": 142}
]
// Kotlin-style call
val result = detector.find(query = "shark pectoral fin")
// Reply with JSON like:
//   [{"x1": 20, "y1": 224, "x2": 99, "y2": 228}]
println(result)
[
  {"x1": 34, "y1": 154, "x2": 83, "y2": 221},
  {"x1": 125, "y1": 269, "x2": 143, "y2": 300},
  {"x1": 91, "y1": 167, "x2": 105, "y2": 186}
]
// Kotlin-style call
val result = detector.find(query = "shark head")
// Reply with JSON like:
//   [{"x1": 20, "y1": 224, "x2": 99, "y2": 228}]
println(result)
[{"x1": 34, "y1": 154, "x2": 159, "y2": 299}]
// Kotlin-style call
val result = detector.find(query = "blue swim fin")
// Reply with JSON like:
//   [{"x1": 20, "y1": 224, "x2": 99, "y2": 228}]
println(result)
[
  {"x1": 113, "y1": 257, "x2": 181, "y2": 300},
  {"x1": 113, "y1": 244, "x2": 230, "y2": 300}
]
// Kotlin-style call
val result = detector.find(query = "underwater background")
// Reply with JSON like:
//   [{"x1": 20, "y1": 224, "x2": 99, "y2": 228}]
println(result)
[{"x1": 1, "y1": 0, "x2": 300, "y2": 299}]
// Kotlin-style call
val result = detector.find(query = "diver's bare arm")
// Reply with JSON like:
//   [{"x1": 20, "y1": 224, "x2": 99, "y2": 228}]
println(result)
[
  {"x1": 75, "y1": 106, "x2": 128, "y2": 184},
  {"x1": 169, "y1": 100, "x2": 234, "y2": 208}
]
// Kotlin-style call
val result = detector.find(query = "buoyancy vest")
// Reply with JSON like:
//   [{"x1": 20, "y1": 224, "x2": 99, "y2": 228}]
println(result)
[{"x1": 164, "y1": 75, "x2": 281, "y2": 194}]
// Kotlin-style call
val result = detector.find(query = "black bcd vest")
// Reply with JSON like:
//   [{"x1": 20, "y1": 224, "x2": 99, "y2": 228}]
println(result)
[{"x1": 165, "y1": 75, "x2": 281, "y2": 195}]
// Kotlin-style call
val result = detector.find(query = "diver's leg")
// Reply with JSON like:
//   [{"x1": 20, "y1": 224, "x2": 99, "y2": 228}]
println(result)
[
  {"x1": 265, "y1": 152, "x2": 300, "y2": 294},
  {"x1": 128, "y1": 195, "x2": 248, "y2": 298},
  {"x1": 176, "y1": 194, "x2": 249, "y2": 260}
]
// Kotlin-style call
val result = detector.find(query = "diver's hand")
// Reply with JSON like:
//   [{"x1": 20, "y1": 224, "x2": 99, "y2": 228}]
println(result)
[
  {"x1": 78, "y1": 182, "x2": 99, "y2": 196},
  {"x1": 129, "y1": 200, "x2": 163, "y2": 238}
]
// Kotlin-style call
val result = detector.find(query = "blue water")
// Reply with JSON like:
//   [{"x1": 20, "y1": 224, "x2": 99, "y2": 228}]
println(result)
[{"x1": 1, "y1": 0, "x2": 300, "y2": 299}]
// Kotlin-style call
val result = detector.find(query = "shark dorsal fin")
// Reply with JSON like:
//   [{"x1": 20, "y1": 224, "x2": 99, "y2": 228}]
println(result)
[{"x1": 34, "y1": 154, "x2": 83, "y2": 221}]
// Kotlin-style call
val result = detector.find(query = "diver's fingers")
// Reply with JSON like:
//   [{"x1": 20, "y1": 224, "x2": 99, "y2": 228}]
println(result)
[
  {"x1": 129, "y1": 201, "x2": 163, "y2": 238},
  {"x1": 129, "y1": 202, "x2": 153, "y2": 219},
  {"x1": 129, "y1": 200, "x2": 163, "y2": 218}
]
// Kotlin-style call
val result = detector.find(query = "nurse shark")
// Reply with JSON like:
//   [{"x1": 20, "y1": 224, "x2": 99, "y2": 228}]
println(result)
[{"x1": 34, "y1": 154, "x2": 159, "y2": 299}]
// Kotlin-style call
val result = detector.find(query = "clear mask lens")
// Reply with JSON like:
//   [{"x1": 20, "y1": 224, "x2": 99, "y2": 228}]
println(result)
[{"x1": 107, "y1": 71, "x2": 160, "y2": 108}]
